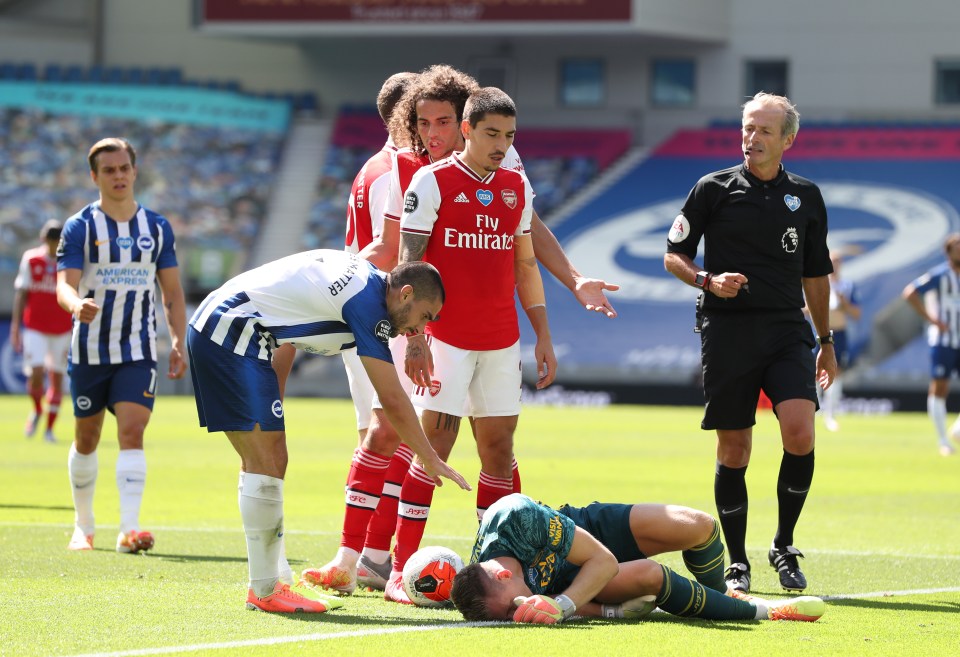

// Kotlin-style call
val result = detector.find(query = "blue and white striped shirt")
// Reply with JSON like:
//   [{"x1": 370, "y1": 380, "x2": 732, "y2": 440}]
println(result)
[
  {"x1": 57, "y1": 202, "x2": 178, "y2": 365},
  {"x1": 911, "y1": 262, "x2": 960, "y2": 349},
  {"x1": 190, "y1": 250, "x2": 393, "y2": 362}
]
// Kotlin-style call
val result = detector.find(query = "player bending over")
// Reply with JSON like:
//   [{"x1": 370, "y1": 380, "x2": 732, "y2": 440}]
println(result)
[{"x1": 450, "y1": 493, "x2": 825, "y2": 624}]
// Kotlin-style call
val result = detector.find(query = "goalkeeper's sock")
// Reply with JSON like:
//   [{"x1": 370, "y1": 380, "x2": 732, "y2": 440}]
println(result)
[
  {"x1": 655, "y1": 564, "x2": 756, "y2": 620},
  {"x1": 682, "y1": 518, "x2": 727, "y2": 593}
]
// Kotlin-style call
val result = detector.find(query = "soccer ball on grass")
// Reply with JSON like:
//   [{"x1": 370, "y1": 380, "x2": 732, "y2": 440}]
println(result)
[{"x1": 402, "y1": 545, "x2": 464, "y2": 608}]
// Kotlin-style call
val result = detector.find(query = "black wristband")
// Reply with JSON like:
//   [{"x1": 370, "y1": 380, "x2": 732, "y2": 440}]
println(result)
[{"x1": 816, "y1": 330, "x2": 835, "y2": 345}]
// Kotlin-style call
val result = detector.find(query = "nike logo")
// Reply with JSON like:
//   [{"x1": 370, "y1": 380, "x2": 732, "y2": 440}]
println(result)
[
  {"x1": 73, "y1": 482, "x2": 94, "y2": 489},
  {"x1": 124, "y1": 478, "x2": 144, "y2": 483},
  {"x1": 720, "y1": 506, "x2": 744, "y2": 515},
  {"x1": 786, "y1": 487, "x2": 809, "y2": 494},
  {"x1": 95, "y1": 238, "x2": 110, "y2": 246},
  {"x1": 143, "y1": 391, "x2": 155, "y2": 398}
]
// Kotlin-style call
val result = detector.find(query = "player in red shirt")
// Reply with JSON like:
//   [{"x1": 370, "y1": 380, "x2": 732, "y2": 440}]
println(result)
[
  {"x1": 12, "y1": 219, "x2": 73, "y2": 443},
  {"x1": 379, "y1": 86, "x2": 554, "y2": 603},
  {"x1": 307, "y1": 66, "x2": 619, "y2": 597}
]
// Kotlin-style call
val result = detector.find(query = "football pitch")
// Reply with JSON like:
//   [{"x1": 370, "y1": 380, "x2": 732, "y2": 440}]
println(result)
[{"x1": 1, "y1": 395, "x2": 958, "y2": 657}]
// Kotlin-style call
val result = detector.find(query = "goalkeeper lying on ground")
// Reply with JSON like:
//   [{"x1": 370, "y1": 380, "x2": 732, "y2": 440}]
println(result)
[{"x1": 450, "y1": 493, "x2": 824, "y2": 624}]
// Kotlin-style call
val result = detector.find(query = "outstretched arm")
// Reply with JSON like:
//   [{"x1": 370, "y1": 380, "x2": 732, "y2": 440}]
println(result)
[{"x1": 531, "y1": 211, "x2": 619, "y2": 318}]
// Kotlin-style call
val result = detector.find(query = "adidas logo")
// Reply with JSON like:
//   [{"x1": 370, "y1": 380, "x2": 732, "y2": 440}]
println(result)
[{"x1": 454, "y1": 192, "x2": 470, "y2": 203}]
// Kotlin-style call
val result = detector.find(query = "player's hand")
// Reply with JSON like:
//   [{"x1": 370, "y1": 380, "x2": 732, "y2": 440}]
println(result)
[
  {"x1": 168, "y1": 346, "x2": 187, "y2": 380},
  {"x1": 420, "y1": 456, "x2": 471, "y2": 491},
  {"x1": 513, "y1": 595, "x2": 564, "y2": 624},
  {"x1": 404, "y1": 334, "x2": 433, "y2": 388},
  {"x1": 534, "y1": 339, "x2": 557, "y2": 390},
  {"x1": 573, "y1": 277, "x2": 619, "y2": 318},
  {"x1": 73, "y1": 298, "x2": 100, "y2": 324}
]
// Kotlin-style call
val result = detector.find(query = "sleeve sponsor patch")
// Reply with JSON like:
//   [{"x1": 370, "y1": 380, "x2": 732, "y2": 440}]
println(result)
[
  {"x1": 667, "y1": 214, "x2": 690, "y2": 243},
  {"x1": 375, "y1": 319, "x2": 392, "y2": 344}
]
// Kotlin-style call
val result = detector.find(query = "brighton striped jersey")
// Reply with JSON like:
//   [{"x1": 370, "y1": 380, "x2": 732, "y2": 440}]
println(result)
[
  {"x1": 57, "y1": 202, "x2": 178, "y2": 365},
  {"x1": 189, "y1": 250, "x2": 393, "y2": 362},
  {"x1": 910, "y1": 262, "x2": 960, "y2": 348}
]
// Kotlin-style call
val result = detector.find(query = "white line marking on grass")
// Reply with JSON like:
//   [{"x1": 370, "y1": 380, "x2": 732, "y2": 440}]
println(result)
[
  {"x1": 61, "y1": 622, "x2": 500, "y2": 657},
  {"x1": 57, "y1": 587, "x2": 960, "y2": 657},
  {"x1": 823, "y1": 585, "x2": 960, "y2": 600}
]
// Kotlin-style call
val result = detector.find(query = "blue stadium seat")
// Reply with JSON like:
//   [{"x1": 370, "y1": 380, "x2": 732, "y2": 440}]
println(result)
[
  {"x1": 105, "y1": 67, "x2": 125, "y2": 84},
  {"x1": 43, "y1": 63, "x2": 63, "y2": 81},
  {"x1": 63, "y1": 65, "x2": 85, "y2": 82},
  {"x1": 145, "y1": 68, "x2": 164, "y2": 85},
  {"x1": 88, "y1": 65, "x2": 106, "y2": 82},
  {"x1": 126, "y1": 68, "x2": 145, "y2": 85},
  {"x1": 16, "y1": 63, "x2": 37, "y2": 80},
  {"x1": 165, "y1": 68, "x2": 183, "y2": 85},
  {"x1": 0, "y1": 63, "x2": 16, "y2": 79}
]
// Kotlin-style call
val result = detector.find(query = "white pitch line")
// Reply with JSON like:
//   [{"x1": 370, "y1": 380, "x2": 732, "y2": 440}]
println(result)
[
  {"x1": 55, "y1": 586, "x2": 960, "y2": 657},
  {"x1": 62, "y1": 622, "x2": 500, "y2": 657},
  {"x1": 4, "y1": 521, "x2": 959, "y2": 561}
]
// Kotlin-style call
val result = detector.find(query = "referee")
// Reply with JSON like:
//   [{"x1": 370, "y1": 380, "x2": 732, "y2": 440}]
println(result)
[{"x1": 664, "y1": 92, "x2": 836, "y2": 594}]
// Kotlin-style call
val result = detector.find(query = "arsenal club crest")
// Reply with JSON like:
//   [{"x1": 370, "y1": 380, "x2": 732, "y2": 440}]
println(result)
[{"x1": 501, "y1": 189, "x2": 518, "y2": 209}]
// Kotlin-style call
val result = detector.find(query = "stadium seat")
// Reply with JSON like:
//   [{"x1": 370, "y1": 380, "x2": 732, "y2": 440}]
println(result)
[
  {"x1": 43, "y1": 63, "x2": 63, "y2": 81},
  {"x1": 16, "y1": 63, "x2": 37, "y2": 80},
  {"x1": 105, "y1": 67, "x2": 125, "y2": 84},
  {"x1": 127, "y1": 68, "x2": 145, "y2": 85},
  {"x1": 0, "y1": 62, "x2": 16, "y2": 79},
  {"x1": 63, "y1": 65, "x2": 84, "y2": 82}
]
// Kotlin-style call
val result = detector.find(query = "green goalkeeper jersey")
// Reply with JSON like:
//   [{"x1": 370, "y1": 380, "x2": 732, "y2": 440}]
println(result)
[{"x1": 470, "y1": 493, "x2": 577, "y2": 595}]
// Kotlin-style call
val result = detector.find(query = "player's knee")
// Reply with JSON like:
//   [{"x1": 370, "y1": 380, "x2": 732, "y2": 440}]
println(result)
[
  {"x1": 632, "y1": 560, "x2": 664, "y2": 592},
  {"x1": 364, "y1": 421, "x2": 400, "y2": 454}
]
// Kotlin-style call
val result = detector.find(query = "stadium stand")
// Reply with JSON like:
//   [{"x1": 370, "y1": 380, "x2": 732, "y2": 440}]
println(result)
[
  {"x1": 0, "y1": 107, "x2": 284, "y2": 295},
  {"x1": 301, "y1": 107, "x2": 631, "y2": 250}
]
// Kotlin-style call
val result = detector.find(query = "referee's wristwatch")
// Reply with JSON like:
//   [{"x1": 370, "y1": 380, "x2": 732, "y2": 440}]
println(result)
[
  {"x1": 816, "y1": 330, "x2": 835, "y2": 345},
  {"x1": 694, "y1": 271, "x2": 712, "y2": 290}
]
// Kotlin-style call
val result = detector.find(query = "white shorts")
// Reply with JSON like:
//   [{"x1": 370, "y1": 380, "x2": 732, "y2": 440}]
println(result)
[
  {"x1": 410, "y1": 337, "x2": 521, "y2": 418},
  {"x1": 371, "y1": 335, "x2": 415, "y2": 411},
  {"x1": 22, "y1": 328, "x2": 70, "y2": 375},
  {"x1": 342, "y1": 347, "x2": 375, "y2": 430}
]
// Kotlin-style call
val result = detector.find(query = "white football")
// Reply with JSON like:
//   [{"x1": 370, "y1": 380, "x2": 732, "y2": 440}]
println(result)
[{"x1": 402, "y1": 545, "x2": 464, "y2": 608}]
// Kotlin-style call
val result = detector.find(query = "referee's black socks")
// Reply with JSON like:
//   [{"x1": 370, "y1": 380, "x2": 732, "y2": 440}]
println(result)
[
  {"x1": 714, "y1": 462, "x2": 749, "y2": 567},
  {"x1": 774, "y1": 449, "x2": 815, "y2": 548}
]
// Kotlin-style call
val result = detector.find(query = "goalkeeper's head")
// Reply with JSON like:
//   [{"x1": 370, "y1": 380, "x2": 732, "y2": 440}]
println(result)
[{"x1": 451, "y1": 561, "x2": 527, "y2": 621}]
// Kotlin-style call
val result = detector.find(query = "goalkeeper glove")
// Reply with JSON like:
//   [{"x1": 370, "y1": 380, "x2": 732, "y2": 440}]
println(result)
[{"x1": 513, "y1": 594, "x2": 576, "y2": 624}]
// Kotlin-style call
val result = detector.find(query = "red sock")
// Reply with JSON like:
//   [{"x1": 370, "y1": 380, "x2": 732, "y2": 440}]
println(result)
[
  {"x1": 28, "y1": 383, "x2": 43, "y2": 415},
  {"x1": 341, "y1": 447, "x2": 390, "y2": 552},
  {"x1": 477, "y1": 470, "x2": 514, "y2": 521},
  {"x1": 512, "y1": 457, "x2": 521, "y2": 493},
  {"x1": 392, "y1": 462, "x2": 436, "y2": 571},
  {"x1": 364, "y1": 443, "x2": 413, "y2": 552},
  {"x1": 45, "y1": 386, "x2": 61, "y2": 430}
]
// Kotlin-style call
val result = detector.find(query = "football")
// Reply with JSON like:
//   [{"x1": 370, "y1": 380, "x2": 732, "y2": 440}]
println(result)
[{"x1": 401, "y1": 545, "x2": 464, "y2": 608}]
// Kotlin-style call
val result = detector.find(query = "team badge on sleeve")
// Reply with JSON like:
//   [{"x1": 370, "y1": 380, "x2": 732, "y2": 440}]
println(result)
[
  {"x1": 404, "y1": 191, "x2": 419, "y2": 214},
  {"x1": 668, "y1": 214, "x2": 690, "y2": 243},
  {"x1": 501, "y1": 189, "x2": 518, "y2": 209}
]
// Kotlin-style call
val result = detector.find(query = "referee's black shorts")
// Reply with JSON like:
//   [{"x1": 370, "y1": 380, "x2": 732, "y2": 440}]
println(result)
[{"x1": 700, "y1": 309, "x2": 818, "y2": 430}]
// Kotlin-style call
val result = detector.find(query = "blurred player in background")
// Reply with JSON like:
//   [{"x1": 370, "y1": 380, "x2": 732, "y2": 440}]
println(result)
[
  {"x1": 12, "y1": 219, "x2": 72, "y2": 443},
  {"x1": 450, "y1": 493, "x2": 826, "y2": 624},
  {"x1": 56, "y1": 138, "x2": 188, "y2": 554},
  {"x1": 187, "y1": 251, "x2": 469, "y2": 612},
  {"x1": 902, "y1": 232, "x2": 960, "y2": 456},
  {"x1": 821, "y1": 249, "x2": 861, "y2": 431}
]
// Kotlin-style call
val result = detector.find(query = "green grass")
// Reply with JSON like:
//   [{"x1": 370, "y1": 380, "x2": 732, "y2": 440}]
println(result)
[{"x1": 1, "y1": 396, "x2": 958, "y2": 657}]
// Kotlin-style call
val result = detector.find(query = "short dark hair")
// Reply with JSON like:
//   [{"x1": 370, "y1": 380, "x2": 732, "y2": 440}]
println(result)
[
  {"x1": 389, "y1": 64, "x2": 480, "y2": 158},
  {"x1": 40, "y1": 218, "x2": 63, "y2": 241},
  {"x1": 463, "y1": 87, "x2": 516, "y2": 129},
  {"x1": 389, "y1": 261, "x2": 445, "y2": 304},
  {"x1": 88, "y1": 137, "x2": 136, "y2": 173},
  {"x1": 377, "y1": 72, "x2": 418, "y2": 125},
  {"x1": 450, "y1": 563, "x2": 492, "y2": 621}
]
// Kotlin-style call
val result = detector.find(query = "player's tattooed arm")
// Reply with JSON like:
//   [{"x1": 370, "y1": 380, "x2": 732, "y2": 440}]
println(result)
[{"x1": 399, "y1": 233, "x2": 429, "y2": 264}]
